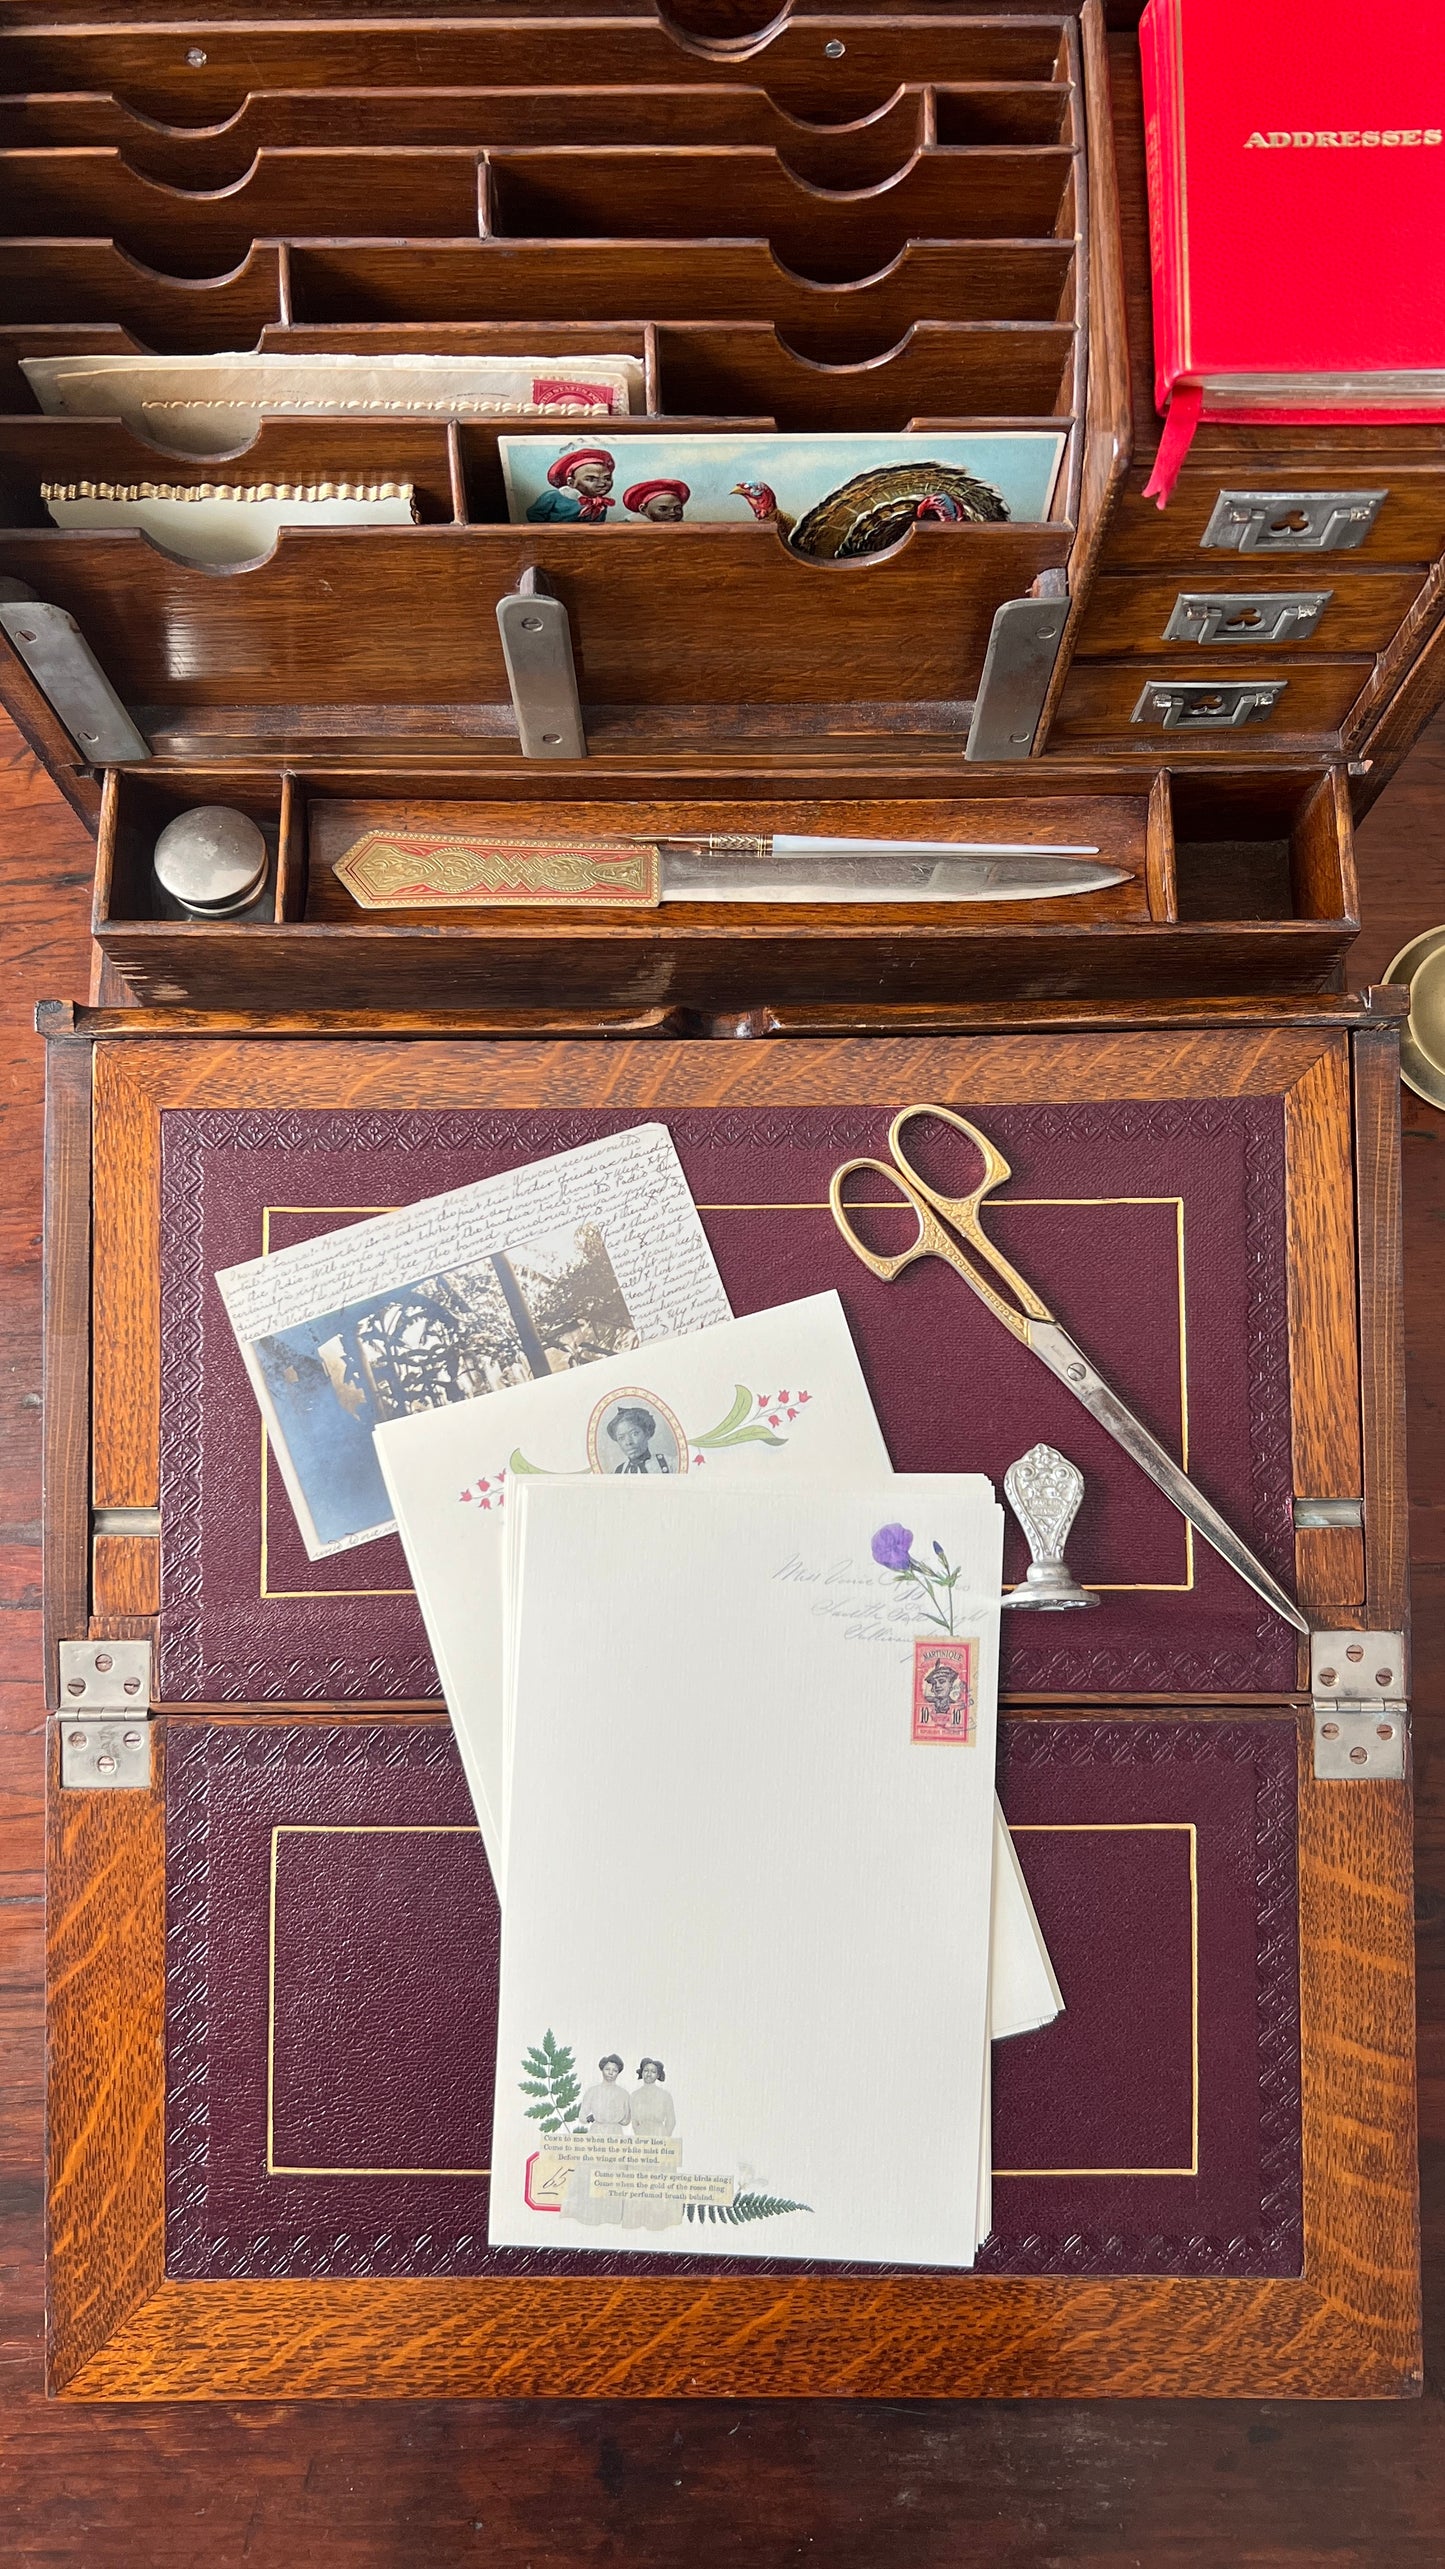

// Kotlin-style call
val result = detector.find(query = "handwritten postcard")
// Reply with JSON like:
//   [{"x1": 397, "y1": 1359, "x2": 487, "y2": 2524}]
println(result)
[
  {"x1": 215, "y1": 1123, "x2": 730, "y2": 1560},
  {"x1": 492, "y1": 1474, "x2": 1005, "y2": 2267}
]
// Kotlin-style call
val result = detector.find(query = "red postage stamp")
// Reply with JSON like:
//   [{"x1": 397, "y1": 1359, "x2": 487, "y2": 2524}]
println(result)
[{"x1": 911, "y1": 1638, "x2": 978, "y2": 1743}]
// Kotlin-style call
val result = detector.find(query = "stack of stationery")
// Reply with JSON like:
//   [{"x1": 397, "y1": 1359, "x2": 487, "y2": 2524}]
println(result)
[
  {"x1": 376, "y1": 1290, "x2": 1061, "y2": 2270},
  {"x1": 221, "y1": 1139, "x2": 1064, "y2": 2269}
]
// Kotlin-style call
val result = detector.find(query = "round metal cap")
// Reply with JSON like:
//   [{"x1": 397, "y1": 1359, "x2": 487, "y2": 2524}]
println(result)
[{"x1": 153, "y1": 805, "x2": 269, "y2": 915}]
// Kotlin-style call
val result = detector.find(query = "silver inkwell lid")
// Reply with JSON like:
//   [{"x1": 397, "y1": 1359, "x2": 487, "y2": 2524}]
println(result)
[{"x1": 152, "y1": 805, "x2": 269, "y2": 916}]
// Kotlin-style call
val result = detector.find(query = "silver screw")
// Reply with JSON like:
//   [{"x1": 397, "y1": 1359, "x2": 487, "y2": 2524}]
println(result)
[
  {"x1": 1320, "y1": 1721, "x2": 1339, "y2": 1738},
  {"x1": 123, "y1": 1730, "x2": 143, "y2": 1750},
  {"x1": 95, "y1": 1652, "x2": 112, "y2": 1673},
  {"x1": 1375, "y1": 1668, "x2": 1394, "y2": 1688},
  {"x1": 68, "y1": 1730, "x2": 87, "y2": 1748},
  {"x1": 97, "y1": 1753, "x2": 117, "y2": 1775},
  {"x1": 824, "y1": 39, "x2": 846, "y2": 57},
  {"x1": 186, "y1": 46, "x2": 207, "y2": 66},
  {"x1": 520, "y1": 615, "x2": 543, "y2": 631},
  {"x1": 66, "y1": 1678, "x2": 85, "y2": 1696},
  {"x1": 123, "y1": 1677, "x2": 141, "y2": 1695},
  {"x1": 1318, "y1": 1667, "x2": 1337, "y2": 1687}
]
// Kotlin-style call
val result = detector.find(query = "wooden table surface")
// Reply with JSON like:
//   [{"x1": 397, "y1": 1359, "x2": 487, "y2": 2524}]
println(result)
[{"x1": 0, "y1": 719, "x2": 1439, "y2": 2564}]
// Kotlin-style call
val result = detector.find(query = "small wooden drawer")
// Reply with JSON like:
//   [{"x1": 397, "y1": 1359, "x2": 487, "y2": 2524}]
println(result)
[
  {"x1": 90, "y1": 760, "x2": 1359, "y2": 1014},
  {"x1": 1049, "y1": 659, "x2": 1374, "y2": 750},
  {"x1": 1071, "y1": 569, "x2": 1425, "y2": 659},
  {"x1": 1100, "y1": 470, "x2": 1445, "y2": 572}
]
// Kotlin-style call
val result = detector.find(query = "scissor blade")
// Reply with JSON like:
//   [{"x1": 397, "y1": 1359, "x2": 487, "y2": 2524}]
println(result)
[{"x1": 1026, "y1": 1319, "x2": 1309, "y2": 1634}]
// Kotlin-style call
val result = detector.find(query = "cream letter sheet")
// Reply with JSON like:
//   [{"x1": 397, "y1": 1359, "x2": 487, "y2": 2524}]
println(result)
[
  {"x1": 376, "y1": 1292, "x2": 886, "y2": 1882},
  {"x1": 492, "y1": 1475, "x2": 1004, "y2": 2267},
  {"x1": 376, "y1": 1291, "x2": 1058, "y2": 2042}
]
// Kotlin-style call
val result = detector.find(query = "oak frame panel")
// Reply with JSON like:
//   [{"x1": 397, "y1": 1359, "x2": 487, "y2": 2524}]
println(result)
[{"x1": 44, "y1": 1003, "x2": 1418, "y2": 2398}]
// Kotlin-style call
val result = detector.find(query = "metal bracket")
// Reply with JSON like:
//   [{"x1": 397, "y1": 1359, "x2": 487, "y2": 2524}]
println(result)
[
  {"x1": 1132, "y1": 679, "x2": 1285, "y2": 731},
  {"x1": 495, "y1": 567, "x2": 586, "y2": 760},
  {"x1": 0, "y1": 587, "x2": 151, "y2": 763},
  {"x1": 1293, "y1": 1496, "x2": 1364, "y2": 1529},
  {"x1": 57, "y1": 1639, "x2": 154, "y2": 1788},
  {"x1": 1163, "y1": 589, "x2": 1332, "y2": 646},
  {"x1": 1311, "y1": 1630, "x2": 1407, "y2": 1780},
  {"x1": 1200, "y1": 490, "x2": 1386, "y2": 554},
  {"x1": 964, "y1": 593, "x2": 1068, "y2": 762}
]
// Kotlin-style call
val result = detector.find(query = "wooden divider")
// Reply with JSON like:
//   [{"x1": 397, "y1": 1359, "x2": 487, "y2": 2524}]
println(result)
[
  {"x1": 0, "y1": 84, "x2": 940, "y2": 193},
  {"x1": 285, "y1": 241, "x2": 1076, "y2": 349},
  {"x1": 0, "y1": 20, "x2": 1069, "y2": 127},
  {"x1": 0, "y1": 518, "x2": 1071, "y2": 713}
]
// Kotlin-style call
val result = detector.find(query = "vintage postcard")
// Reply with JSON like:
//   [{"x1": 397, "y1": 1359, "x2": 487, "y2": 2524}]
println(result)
[
  {"x1": 499, "y1": 430, "x2": 1066, "y2": 549},
  {"x1": 23, "y1": 351, "x2": 644, "y2": 453},
  {"x1": 215, "y1": 1122, "x2": 730, "y2": 1562},
  {"x1": 491, "y1": 1473, "x2": 1005, "y2": 2268}
]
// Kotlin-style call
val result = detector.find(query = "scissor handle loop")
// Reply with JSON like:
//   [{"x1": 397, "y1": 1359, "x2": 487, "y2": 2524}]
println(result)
[
  {"x1": 828, "y1": 1157, "x2": 935, "y2": 1282},
  {"x1": 886, "y1": 1102, "x2": 1052, "y2": 1328}
]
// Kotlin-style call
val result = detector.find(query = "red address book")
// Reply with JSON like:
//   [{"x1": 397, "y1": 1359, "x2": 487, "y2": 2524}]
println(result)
[{"x1": 1139, "y1": 0, "x2": 1445, "y2": 496}]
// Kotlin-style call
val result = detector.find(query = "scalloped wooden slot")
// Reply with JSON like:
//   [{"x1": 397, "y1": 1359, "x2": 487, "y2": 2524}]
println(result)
[
  {"x1": 0, "y1": 84, "x2": 936, "y2": 196},
  {"x1": 486, "y1": 145, "x2": 1076, "y2": 280},
  {"x1": 286, "y1": 240, "x2": 1076, "y2": 349},
  {"x1": 650, "y1": 319, "x2": 1074, "y2": 427},
  {"x1": 0, "y1": 146, "x2": 487, "y2": 273},
  {"x1": 0, "y1": 21, "x2": 1070, "y2": 130}
]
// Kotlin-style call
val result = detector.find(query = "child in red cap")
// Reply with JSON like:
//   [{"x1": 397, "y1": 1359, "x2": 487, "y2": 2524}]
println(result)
[
  {"x1": 622, "y1": 477, "x2": 691, "y2": 523},
  {"x1": 525, "y1": 448, "x2": 616, "y2": 522}
]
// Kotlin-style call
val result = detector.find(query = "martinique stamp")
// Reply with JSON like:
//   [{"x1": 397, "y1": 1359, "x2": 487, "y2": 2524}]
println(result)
[{"x1": 911, "y1": 1638, "x2": 977, "y2": 1743}]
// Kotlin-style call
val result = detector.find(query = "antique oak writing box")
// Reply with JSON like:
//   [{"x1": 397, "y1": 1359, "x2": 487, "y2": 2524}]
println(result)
[
  {"x1": 42, "y1": 1006, "x2": 1419, "y2": 2400},
  {"x1": 24, "y1": 0, "x2": 1421, "y2": 2404}
]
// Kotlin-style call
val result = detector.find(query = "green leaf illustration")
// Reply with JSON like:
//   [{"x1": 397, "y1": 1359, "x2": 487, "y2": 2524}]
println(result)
[
  {"x1": 690, "y1": 1386, "x2": 788, "y2": 1453},
  {"x1": 508, "y1": 1448, "x2": 546, "y2": 1476},
  {"x1": 684, "y1": 2192, "x2": 811, "y2": 2225},
  {"x1": 692, "y1": 1382, "x2": 753, "y2": 1441},
  {"x1": 520, "y1": 2029, "x2": 581, "y2": 2132}
]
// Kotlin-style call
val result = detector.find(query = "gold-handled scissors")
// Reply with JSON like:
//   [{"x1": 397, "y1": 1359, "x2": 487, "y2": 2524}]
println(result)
[{"x1": 829, "y1": 1103, "x2": 1307, "y2": 1634}]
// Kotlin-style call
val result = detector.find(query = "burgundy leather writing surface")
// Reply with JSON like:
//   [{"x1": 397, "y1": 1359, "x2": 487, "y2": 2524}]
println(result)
[
  {"x1": 158, "y1": 1097, "x2": 1296, "y2": 1702},
  {"x1": 165, "y1": 1717, "x2": 1302, "y2": 2282}
]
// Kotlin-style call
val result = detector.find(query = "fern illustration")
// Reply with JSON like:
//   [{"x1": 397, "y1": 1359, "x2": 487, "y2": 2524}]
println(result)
[
  {"x1": 685, "y1": 2191, "x2": 811, "y2": 2225},
  {"x1": 519, "y1": 2028, "x2": 581, "y2": 2134}
]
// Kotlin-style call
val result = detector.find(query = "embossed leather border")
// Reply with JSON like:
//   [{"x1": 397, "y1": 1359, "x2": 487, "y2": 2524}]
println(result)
[{"x1": 165, "y1": 1717, "x2": 1301, "y2": 2282}]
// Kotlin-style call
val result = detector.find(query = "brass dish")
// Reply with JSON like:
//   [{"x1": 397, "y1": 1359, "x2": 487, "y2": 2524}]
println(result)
[{"x1": 1384, "y1": 925, "x2": 1445, "y2": 1108}]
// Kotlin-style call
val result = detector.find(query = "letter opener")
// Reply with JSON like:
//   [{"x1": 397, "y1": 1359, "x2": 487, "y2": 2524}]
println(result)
[
  {"x1": 829, "y1": 1103, "x2": 1308, "y2": 1633},
  {"x1": 654, "y1": 835, "x2": 1128, "y2": 903}
]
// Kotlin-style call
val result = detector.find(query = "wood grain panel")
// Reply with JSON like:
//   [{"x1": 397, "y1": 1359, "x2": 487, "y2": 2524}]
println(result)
[
  {"x1": 1352, "y1": 1014, "x2": 1410, "y2": 1631},
  {"x1": 45, "y1": 1719, "x2": 166, "y2": 2393},
  {"x1": 41, "y1": 1034, "x2": 90, "y2": 1697},
  {"x1": 1283, "y1": 1040, "x2": 1365, "y2": 1612},
  {"x1": 92, "y1": 1534, "x2": 159, "y2": 1621}
]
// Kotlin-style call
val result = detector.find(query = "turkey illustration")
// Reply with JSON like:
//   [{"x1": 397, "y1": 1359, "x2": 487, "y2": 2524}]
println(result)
[{"x1": 733, "y1": 462, "x2": 1010, "y2": 559}]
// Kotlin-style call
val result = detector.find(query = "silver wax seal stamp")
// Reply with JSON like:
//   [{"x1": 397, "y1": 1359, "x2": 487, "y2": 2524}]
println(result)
[
  {"x1": 1002, "y1": 1443, "x2": 1100, "y2": 1611},
  {"x1": 152, "y1": 804, "x2": 269, "y2": 916}
]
